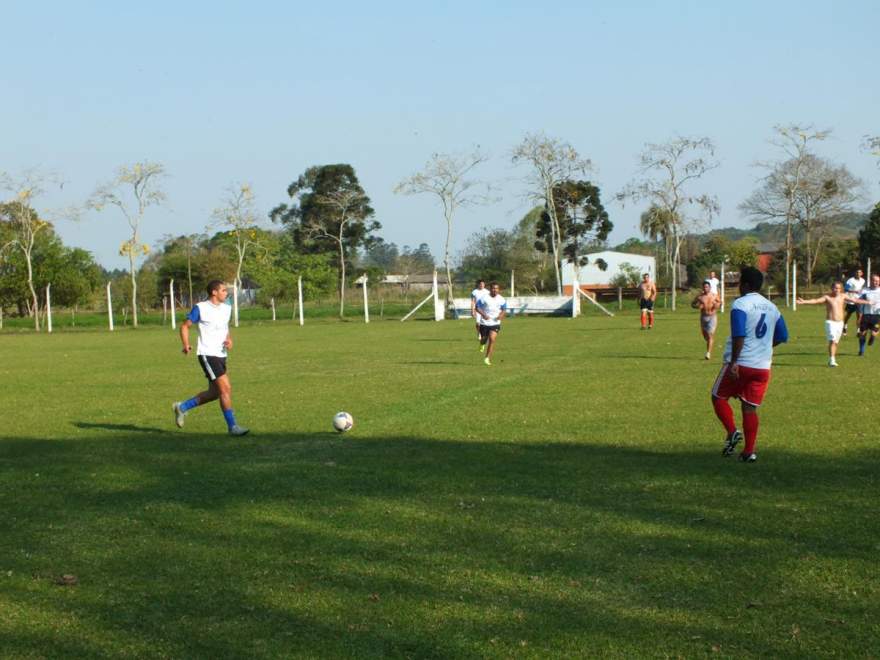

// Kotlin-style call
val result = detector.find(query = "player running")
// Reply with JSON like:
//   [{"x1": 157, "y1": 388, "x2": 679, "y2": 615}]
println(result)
[
  {"x1": 475, "y1": 281, "x2": 507, "y2": 366},
  {"x1": 172, "y1": 280, "x2": 249, "y2": 436},
  {"x1": 706, "y1": 270, "x2": 721, "y2": 302},
  {"x1": 797, "y1": 282, "x2": 874, "y2": 366},
  {"x1": 691, "y1": 280, "x2": 720, "y2": 360},
  {"x1": 856, "y1": 273, "x2": 880, "y2": 356},
  {"x1": 470, "y1": 279, "x2": 489, "y2": 347},
  {"x1": 638, "y1": 273, "x2": 657, "y2": 329},
  {"x1": 843, "y1": 268, "x2": 866, "y2": 336},
  {"x1": 711, "y1": 267, "x2": 787, "y2": 463}
]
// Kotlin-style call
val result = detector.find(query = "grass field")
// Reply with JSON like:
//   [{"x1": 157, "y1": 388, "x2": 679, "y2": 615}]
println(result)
[{"x1": 1, "y1": 308, "x2": 877, "y2": 658}]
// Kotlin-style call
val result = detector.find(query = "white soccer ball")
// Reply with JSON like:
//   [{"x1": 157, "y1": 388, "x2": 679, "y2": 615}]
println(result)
[{"x1": 333, "y1": 411, "x2": 354, "y2": 433}]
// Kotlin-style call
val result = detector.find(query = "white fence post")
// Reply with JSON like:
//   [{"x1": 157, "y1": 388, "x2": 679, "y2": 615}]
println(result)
[
  {"x1": 720, "y1": 262, "x2": 726, "y2": 313},
  {"x1": 170, "y1": 279, "x2": 176, "y2": 330},
  {"x1": 233, "y1": 282, "x2": 239, "y2": 328},
  {"x1": 46, "y1": 283, "x2": 52, "y2": 333},
  {"x1": 106, "y1": 282, "x2": 114, "y2": 331},
  {"x1": 362, "y1": 275, "x2": 370, "y2": 324},
  {"x1": 571, "y1": 279, "x2": 581, "y2": 318},
  {"x1": 297, "y1": 276, "x2": 304, "y2": 326},
  {"x1": 433, "y1": 270, "x2": 444, "y2": 321},
  {"x1": 510, "y1": 270, "x2": 515, "y2": 297},
  {"x1": 271, "y1": 297, "x2": 276, "y2": 321},
  {"x1": 792, "y1": 262, "x2": 798, "y2": 311}
]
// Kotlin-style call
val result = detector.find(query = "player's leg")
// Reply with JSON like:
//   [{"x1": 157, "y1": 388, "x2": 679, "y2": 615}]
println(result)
[
  {"x1": 843, "y1": 306, "x2": 853, "y2": 335},
  {"x1": 214, "y1": 373, "x2": 249, "y2": 436},
  {"x1": 739, "y1": 401, "x2": 759, "y2": 462},
  {"x1": 173, "y1": 357, "x2": 223, "y2": 427},
  {"x1": 711, "y1": 364, "x2": 741, "y2": 455},
  {"x1": 484, "y1": 329, "x2": 498, "y2": 365},
  {"x1": 640, "y1": 305, "x2": 647, "y2": 329}
]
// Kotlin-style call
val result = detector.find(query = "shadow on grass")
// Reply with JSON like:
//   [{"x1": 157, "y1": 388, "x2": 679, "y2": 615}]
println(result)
[
  {"x1": 73, "y1": 422, "x2": 170, "y2": 434},
  {"x1": 0, "y1": 432, "x2": 877, "y2": 657}
]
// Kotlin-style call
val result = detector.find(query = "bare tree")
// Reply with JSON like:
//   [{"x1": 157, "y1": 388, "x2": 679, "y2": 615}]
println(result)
[
  {"x1": 0, "y1": 170, "x2": 69, "y2": 330},
  {"x1": 310, "y1": 188, "x2": 370, "y2": 317},
  {"x1": 213, "y1": 183, "x2": 263, "y2": 325},
  {"x1": 618, "y1": 137, "x2": 719, "y2": 310},
  {"x1": 865, "y1": 135, "x2": 880, "y2": 184},
  {"x1": 740, "y1": 125, "x2": 830, "y2": 305},
  {"x1": 511, "y1": 133, "x2": 591, "y2": 295},
  {"x1": 88, "y1": 162, "x2": 166, "y2": 327},
  {"x1": 394, "y1": 149, "x2": 493, "y2": 303}
]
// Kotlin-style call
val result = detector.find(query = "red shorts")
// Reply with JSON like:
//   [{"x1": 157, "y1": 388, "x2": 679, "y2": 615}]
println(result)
[{"x1": 711, "y1": 363, "x2": 771, "y2": 407}]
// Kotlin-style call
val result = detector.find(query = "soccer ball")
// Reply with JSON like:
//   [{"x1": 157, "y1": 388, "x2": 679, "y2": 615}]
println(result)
[{"x1": 333, "y1": 411, "x2": 354, "y2": 433}]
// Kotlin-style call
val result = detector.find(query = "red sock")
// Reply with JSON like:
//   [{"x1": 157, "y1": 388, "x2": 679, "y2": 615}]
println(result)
[
  {"x1": 641, "y1": 313, "x2": 646, "y2": 328},
  {"x1": 649, "y1": 313, "x2": 654, "y2": 327},
  {"x1": 712, "y1": 397, "x2": 736, "y2": 435},
  {"x1": 743, "y1": 411, "x2": 759, "y2": 454}
]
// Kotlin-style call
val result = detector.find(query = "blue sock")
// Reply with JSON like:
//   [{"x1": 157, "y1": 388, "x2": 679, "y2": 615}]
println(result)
[
  {"x1": 859, "y1": 336, "x2": 866, "y2": 354},
  {"x1": 223, "y1": 409, "x2": 237, "y2": 429},
  {"x1": 180, "y1": 397, "x2": 199, "y2": 413}
]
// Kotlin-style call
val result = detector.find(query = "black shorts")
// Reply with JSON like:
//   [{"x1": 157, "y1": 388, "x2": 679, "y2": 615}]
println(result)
[
  {"x1": 198, "y1": 355, "x2": 227, "y2": 382},
  {"x1": 859, "y1": 315, "x2": 880, "y2": 333},
  {"x1": 479, "y1": 324, "x2": 500, "y2": 339},
  {"x1": 845, "y1": 303, "x2": 860, "y2": 314},
  {"x1": 639, "y1": 298, "x2": 654, "y2": 311}
]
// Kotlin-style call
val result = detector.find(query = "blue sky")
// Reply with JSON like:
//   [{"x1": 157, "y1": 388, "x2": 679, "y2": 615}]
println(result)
[{"x1": 3, "y1": 0, "x2": 879, "y2": 269}]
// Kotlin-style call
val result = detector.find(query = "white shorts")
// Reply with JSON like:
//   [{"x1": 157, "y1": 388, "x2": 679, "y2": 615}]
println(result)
[{"x1": 825, "y1": 320, "x2": 844, "y2": 343}]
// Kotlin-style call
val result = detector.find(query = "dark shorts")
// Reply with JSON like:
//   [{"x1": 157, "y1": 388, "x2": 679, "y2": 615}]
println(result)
[
  {"x1": 640, "y1": 298, "x2": 654, "y2": 311},
  {"x1": 845, "y1": 303, "x2": 860, "y2": 314},
  {"x1": 479, "y1": 324, "x2": 500, "y2": 339},
  {"x1": 198, "y1": 355, "x2": 227, "y2": 382},
  {"x1": 859, "y1": 314, "x2": 880, "y2": 333}
]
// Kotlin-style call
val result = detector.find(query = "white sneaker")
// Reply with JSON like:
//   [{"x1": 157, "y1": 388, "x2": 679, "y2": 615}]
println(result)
[
  {"x1": 172, "y1": 402, "x2": 186, "y2": 428},
  {"x1": 705, "y1": 352, "x2": 711, "y2": 360},
  {"x1": 829, "y1": 358, "x2": 838, "y2": 367},
  {"x1": 229, "y1": 424, "x2": 250, "y2": 437}
]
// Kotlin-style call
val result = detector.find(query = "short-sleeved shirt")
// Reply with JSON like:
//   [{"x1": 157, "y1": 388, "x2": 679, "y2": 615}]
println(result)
[
  {"x1": 476, "y1": 294, "x2": 507, "y2": 327},
  {"x1": 187, "y1": 301, "x2": 232, "y2": 357},
  {"x1": 471, "y1": 288, "x2": 489, "y2": 305},
  {"x1": 845, "y1": 277, "x2": 866, "y2": 295},
  {"x1": 859, "y1": 287, "x2": 880, "y2": 315},
  {"x1": 707, "y1": 277, "x2": 720, "y2": 295},
  {"x1": 722, "y1": 292, "x2": 787, "y2": 370}
]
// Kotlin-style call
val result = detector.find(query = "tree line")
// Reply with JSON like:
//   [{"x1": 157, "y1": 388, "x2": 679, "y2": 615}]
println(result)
[{"x1": 2, "y1": 127, "x2": 878, "y2": 329}]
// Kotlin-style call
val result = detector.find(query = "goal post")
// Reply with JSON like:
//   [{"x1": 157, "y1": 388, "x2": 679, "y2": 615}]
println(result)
[{"x1": 402, "y1": 270, "x2": 444, "y2": 322}]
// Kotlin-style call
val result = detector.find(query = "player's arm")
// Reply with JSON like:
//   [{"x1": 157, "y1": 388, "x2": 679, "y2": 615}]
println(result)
[
  {"x1": 796, "y1": 295, "x2": 827, "y2": 305},
  {"x1": 498, "y1": 303, "x2": 507, "y2": 322},
  {"x1": 650, "y1": 284, "x2": 657, "y2": 301},
  {"x1": 476, "y1": 299, "x2": 489, "y2": 320},
  {"x1": 691, "y1": 295, "x2": 702, "y2": 309},
  {"x1": 844, "y1": 296, "x2": 873, "y2": 306},
  {"x1": 728, "y1": 308, "x2": 748, "y2": 375},
  {"x1": 180, "y1": 305, "x2": 200, "y2": 354},
  {"x1": 470, "y1": 295, "x2": 477, "y2": 315},
  {"x1": 224, "y1": 331, "x2": 233, "y2": 350},
  {"x1": 772, "y1": 315, "x2": 789, "y2": 347}
]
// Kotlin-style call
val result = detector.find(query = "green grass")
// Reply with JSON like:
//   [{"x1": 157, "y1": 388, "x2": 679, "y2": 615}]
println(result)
[{"x1": 0, "y1": 308, "x2": 877, "y2": 658}]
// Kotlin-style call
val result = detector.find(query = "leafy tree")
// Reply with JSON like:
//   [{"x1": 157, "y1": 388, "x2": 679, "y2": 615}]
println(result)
[
  {"x1": 271, "y1": 164, "x2": 379, "y2": 317},
  {"x1": 609, "y1": 262, "x2": 643, "y2": 288},
  {"x1": 458, "y1": 227, "x2": 516, "y2": 284},
  {"x1": 858, "y1": 203, "x2": 880, "y2": 267},
  {"x1": 361, "y1": 239, "x2": 399, "y2": 273},
  {"x1": 396, "y1": 243, "x2": 435, "y2": 275},
  {"x1": 537, "y1": 181, "x2": 612, "y2": 269}
]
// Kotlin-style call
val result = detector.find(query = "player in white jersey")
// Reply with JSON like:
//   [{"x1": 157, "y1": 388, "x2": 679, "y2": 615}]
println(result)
[
  {"x1": 475, "y1": 281, "x2": 507, "y2": 366},
  {"x1": 842, "y1": 268, "x2": 865, "y2": 336},
  {"x1": 711, "y1": 267, "x2": 788, "y2": 463},
  {"x1": 172, "y1": 280, "x2": 249, "y2": 436},
  {"x1": 857, "y1": 273, "x2": 880, "y2": 356},
  {"x1": 706, "y1": 270, "x2": 721, "y2": 301},
  {"x1": 470, "y1": 279, "x2": 489, "y2": 346}
]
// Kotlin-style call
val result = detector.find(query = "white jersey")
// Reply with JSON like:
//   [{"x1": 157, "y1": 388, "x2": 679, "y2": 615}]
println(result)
[
  {"x1": 471, "y1": 287, "x2": 489, "y2": 304},
  {"x1": 859, "y1": 287, "x2": 880, "y2": 315},
  {"x1": 476, "y1": 294, "x2": 507, "y2": 327},
  {"x1": 187, "y1": 301, "x2": 232, "y2": 357},
  {"x1": 722, "y1": 292, "x2": 787, "y2": 370},
  {"x1": 707, "y1": 277, "x2": 720, "y2": 295},
  {"x1": 845, "y1": 277, "x2": 865, "y2": 295}
]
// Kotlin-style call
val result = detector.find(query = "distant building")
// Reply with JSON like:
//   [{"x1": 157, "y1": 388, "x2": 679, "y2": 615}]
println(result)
[
  {"x1": 560, "y1": 251, "x2": 657, "y2": 294},
  {"x1": 756, "y1": 243, "x2": 780, "y2": 273}
]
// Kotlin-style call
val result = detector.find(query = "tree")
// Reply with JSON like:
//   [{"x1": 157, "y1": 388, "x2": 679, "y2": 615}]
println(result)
[
  {"x1": 88, "y1": 161, "x2": 166, "y2": 327},
  {"x1": 361, "y1": 239, "x2": 399, "y2": 273},
  {"x1": 213, "y1": 183, "x2": 264, "y2": 325},
  {"x1": 396, "y1": 243, "x2": 435, "y2": 276},
  {"x1": 609, "y1": 262, "x2": 643, "y2": 288},
  {"x1": 271, "y1": 164, "x2": 379, "y2": 317},
  {"x1": 0, "y1": 171, "x2": 71, "y2": 330},
  {"x1": 619, "y1": 137, "x2": 719, "y2": 310},
  {"x1": 512, "y1": 133, "x2": 592, "y2": 295},
  {"x1": 539, "y1": 180, "x2": 612, "y2": 269},
  {"x1": 394, "y1": 149, "x2": 493, "y2": 304},
  {"x1": 859, "y1": 204, "x2": 880, "y2": 267},
  {"x1": 740, "y1": 125, "x2": 830, "y2": 304},
  {"x1": 639, "y1": 205, "x2": 675, "y2": 281},
  {"x1": 864, "y1": 135, "x2": 880, "y2": 178}
]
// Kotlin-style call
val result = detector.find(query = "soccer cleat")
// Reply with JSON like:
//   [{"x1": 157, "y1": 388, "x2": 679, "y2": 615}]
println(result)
[
  {"x1": 829, "y1": 357, "x2": 838, "y2": 367},
  {"x1": 228, "y1": 425, "x2": 250, "y2": 437},
  {"x1": 722, "y1": 429, "x2": 743, "y2": 456},
  {"x1": 842, "y1": 324, "x2": 848, "y2": 336},
  {"x1": 739, "y1": 452, "x2": 757, "y2": 463},
  {"x1": 483, "y1": 357, "x2": 492, "y2": 366},
  {"x1": 172, "y1": 402, "x2": 186, "y2": 428},
  {"x1": 479, "y1": 343, "x2": 486, "y2": 353},
  {"x1": 705, "y1": 352, "x2": 711, "y2": 360}
]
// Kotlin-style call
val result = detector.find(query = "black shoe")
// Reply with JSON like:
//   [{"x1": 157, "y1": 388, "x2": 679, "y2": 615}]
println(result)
[
  {"x1": 739, "y1": 452, "x2": 757, "y2": 463},
  {"x1": 722, "y1": 430, "x2": 743, "y2": 456}
]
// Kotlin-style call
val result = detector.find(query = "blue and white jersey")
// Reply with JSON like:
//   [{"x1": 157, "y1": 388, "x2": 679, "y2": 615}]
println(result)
[
  {"x1": 471, "y1": 287, "x2": 489, "y2": 304},
  {"x1": 476, "y1": 294, "x2": 507, "y2": 327},
  {"x1": 859, "y1": 287, "x2": 880, "y2": 315},
  {"x1": 187, "y1": 301, "x2": 232, "y2": 357},
  {"x1": 722, "y1": 292, "x2": 788, "y2": 370},
  {"x1": 845, "y1": 276, "x2": 865, "y2": 295}
]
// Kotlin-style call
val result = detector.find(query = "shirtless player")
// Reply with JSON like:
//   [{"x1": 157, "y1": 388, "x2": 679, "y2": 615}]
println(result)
[
  {"x1": 638, "y1": 273, "x2": 657, "y2": 329},
  {"x1": 692, "y1": 280, "x2": 720, "y2": 360},
  {"x1": 797, "y1": 282, "x2": 873, "y2": 367}
]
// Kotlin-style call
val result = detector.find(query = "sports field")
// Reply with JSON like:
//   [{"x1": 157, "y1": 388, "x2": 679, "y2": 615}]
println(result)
[{"x1": 1, "y1": 309, "x2": 877, "y2": 658}]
